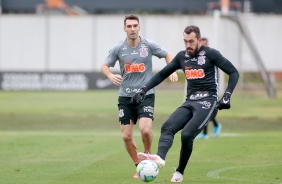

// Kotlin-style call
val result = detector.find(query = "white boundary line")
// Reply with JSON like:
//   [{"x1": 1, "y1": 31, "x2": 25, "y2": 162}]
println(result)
[
  {"x1": 0, "y1": 131, "x2": 241, "y2": 136},
  {"x1": 0, "y1": 131, "x2": 156, "y2": 136},
  {"x1": 0, "y1": 131, "x2": 121, "y2": 136},
  {"x1": 207, "y1": 164, "x2": 282, "y2": 183}
]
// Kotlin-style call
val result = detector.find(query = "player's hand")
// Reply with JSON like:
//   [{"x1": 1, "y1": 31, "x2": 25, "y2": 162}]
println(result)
[
  {"x1": 109, "y1": 74, "x2": 122, "y2": 86},
  {"x1": 217, "y1": 91, "x2": 231, "y2": 110},
  {"x1": 130, "y1": 87, "x2": 146, "y2": 105},
  {"x1": 169, "y1": 72, "x2": 178, "y2": 82}
]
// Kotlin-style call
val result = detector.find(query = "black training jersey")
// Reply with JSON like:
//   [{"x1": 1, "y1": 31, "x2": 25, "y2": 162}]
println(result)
[{"x1": 144, "y1": 46, "x2": 239, "y2": 99}]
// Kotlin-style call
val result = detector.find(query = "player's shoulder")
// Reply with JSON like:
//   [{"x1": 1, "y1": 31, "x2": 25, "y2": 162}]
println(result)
[
  {"x1": 200, "y1": 46, "x2": 220, "y2": 57},
  {"x1": 108, "y1": 39, "x2": 127, "y2": 54},
  {"x1": 112, "y1": 39, "x2": 127, "y2": 49},
  {"x1": 141, "y1": 37, "x2": 153, "y2": 43},
  {"x1": 176, "y1": 50, "x2": 186, "y2": 56},
  {"x1": 140, "y1": 37, "x2": 159, "y2": 47},
  {"x1": 172, "y1": 50, "x2": 186, "y2": 61},
  {"x1": 203, "y1": 46, "x2": 218, "y2": 53}
]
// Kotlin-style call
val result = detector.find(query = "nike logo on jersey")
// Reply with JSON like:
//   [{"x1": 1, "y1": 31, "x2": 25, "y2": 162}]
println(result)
[{"x1": 121, "y1": 54, "x2": 128, "y2": 57}]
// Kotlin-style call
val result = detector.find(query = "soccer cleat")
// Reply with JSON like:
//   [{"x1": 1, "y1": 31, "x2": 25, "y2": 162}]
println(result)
[
  {"x1": 133, "y1": 171, "x2": 138, "y2": 179},
  {"x1": 195, "y1": 132, "x2": 209, "y2": 139},
  {"x1": 214, "y1": 123, "x2": 222, "y2": 137},
  {"x1": 137, "y1": 151, "x2": 151, "y2": 162},
  {"x1": 137, "y1": 152, "x2": 165, "y2": 168},
  {"x1": 171, "y1": 170, "x2": 183, "y2": 182}
]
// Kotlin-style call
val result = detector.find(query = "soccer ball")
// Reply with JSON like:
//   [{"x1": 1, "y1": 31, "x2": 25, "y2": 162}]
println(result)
[{"x1": 136, "y1": 160, "x2": 159, "y2": 182}]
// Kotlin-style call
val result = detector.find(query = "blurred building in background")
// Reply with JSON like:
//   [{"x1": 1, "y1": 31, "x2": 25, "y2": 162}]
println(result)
[
  {"x1": 0, "y1": 0, "x2": 281, "y2": 93},
  {"x1": 35, "y1": 0, "x2": 87, "y2": 15},
  {"x1": 0, "y1": 0, "x2": 282, "y2": 15}
]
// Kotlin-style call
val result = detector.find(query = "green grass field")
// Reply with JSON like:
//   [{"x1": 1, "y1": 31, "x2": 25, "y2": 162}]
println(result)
[{"x1": 0, "y1": 90, "x2": 281, "y2": 184}]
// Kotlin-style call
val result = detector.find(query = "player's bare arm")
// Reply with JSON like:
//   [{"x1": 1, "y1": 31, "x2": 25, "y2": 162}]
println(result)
[
  {"x1": 101, "y1": 63, "x2": 123, "y2": 86},
  {"x1": 165, "y1": 52, "x2": 178, "y2": 82}
]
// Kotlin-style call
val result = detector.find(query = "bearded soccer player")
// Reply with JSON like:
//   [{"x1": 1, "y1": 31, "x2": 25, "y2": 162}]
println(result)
[
  {"x1": 131, "y1": 25, "x2": 239, "y2": 182},
  {"x1": 100, "y1": 14, "x2": 178, "y2": 178}
]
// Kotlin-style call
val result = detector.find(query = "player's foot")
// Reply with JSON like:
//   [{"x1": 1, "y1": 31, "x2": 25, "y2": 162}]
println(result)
[
  {"x1": 138, "y1": 151, "x2": 151, "y2": 162},
  {"x1": 137, "y1": 152, "x2": 165, "y2": 168},
  {"x1": 214, "y1": 123, "x2": 222, "y2": 137},
  {"x1": 195, "y1": 132, "x2": 209, "y2": 139},
  {"x1": 171, "y1": 170, "x2": 183, "y2": 182},
  {"x1": 133, "y1": 171, "x2": 138, "y2": 178}
]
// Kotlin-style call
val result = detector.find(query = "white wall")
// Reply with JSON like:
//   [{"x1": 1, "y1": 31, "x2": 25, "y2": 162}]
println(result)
[{"x1": 0, "y1": 14, "x2": 281, "y2": 72}]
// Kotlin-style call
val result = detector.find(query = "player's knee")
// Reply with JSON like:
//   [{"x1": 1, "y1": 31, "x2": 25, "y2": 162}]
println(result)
[
  {"x1": 122, "y1": 133, "x2": 133, "y2": 142},
  {"x1": 161, "y1": 122, "x2": 175, "y2": 134},
  {"x1": 141, "y1": 127, "x2": 151, "y2": 136},
  {"x1": 181, "y1": 131, "x2": 194, "y2": 142}
]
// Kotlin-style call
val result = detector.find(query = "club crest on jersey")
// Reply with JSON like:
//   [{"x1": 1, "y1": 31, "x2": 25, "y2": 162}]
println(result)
[
  {"x1": 197, "y1": 56, "x2": 206, "y2": 65},
  {"x1": 139, "y1": 47, "x2": 148, "y2": 58}
]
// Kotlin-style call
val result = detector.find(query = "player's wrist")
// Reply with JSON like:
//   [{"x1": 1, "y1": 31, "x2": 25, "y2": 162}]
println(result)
[
  {"x1": 141, "y1": 86, "x2": 148, "y2": 94},
  {"x1": 223, "y1": 90, "x2": 232, "y2": 98}
]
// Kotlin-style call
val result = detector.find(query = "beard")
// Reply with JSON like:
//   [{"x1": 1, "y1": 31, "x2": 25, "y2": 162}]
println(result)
[
  {"x1": 186, "y1": 48, "x2": 196, "y2": 56},
  {"x1": 186, "y1": 43, "x2": 199, "y2": 56}
]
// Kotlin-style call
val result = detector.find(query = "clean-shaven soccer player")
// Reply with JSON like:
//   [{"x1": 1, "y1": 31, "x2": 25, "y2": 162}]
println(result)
[
  {"x1": 100, "y1": 14, "x2": 178, "y2": 179},
  {"x1": 131, "y1": 25, "x2": 239, "y2": 182}
]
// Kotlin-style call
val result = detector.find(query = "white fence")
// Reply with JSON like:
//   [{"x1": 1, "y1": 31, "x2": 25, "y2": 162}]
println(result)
[{"x1": 0, "y1": 14, "x2": 281, "y2": 72}]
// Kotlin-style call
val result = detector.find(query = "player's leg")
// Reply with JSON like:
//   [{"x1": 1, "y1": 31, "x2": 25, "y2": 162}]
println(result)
[
  {"x1": 120, "y1": 121, "x2": 139, "y2": 164},
  {"x1": 138, "y1": 105, "x2": 193, "y2": 168},
  {"x1": 120, "y1": 120, "x2": 140, "y2": 178},
  {"x1": 137, "y1": 94, "x2": 155, "y2": 154},
  {"x1": 157, "y1": 106, "x2": 193, "y2": 160},
  {"x1": 175, "y1": 98, "x2": 218, "y2": 176},
  {"x1": 118, "y1": 96, "x2": 140, "y2": 178},
  {"x1": 213, "y1": 118, "x2": 222, "y2": 137},
  {"x1": 203, "y1": 125, "x2": 208, "y2": 134},
  {"x1": 138, "y1": 117, "x2": 153, "y2": 153},
  {"x1": 212, "y1": 118, "x2": 219, "y2": 126},
  {"x1": 195, "y1": 125, "x2": 209, "y2": 139}
]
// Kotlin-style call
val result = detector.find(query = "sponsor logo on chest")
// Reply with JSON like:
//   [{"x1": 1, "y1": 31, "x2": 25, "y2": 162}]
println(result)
[
  {"x1": 185, "y1": 69, "x2": 205, "y2": 79},
  {"x1": 131, "y1": 50, "x2": 138, "y2": 55},
  {"x1": 124, "y1": 63, "x2": 145, "y2": 73}
]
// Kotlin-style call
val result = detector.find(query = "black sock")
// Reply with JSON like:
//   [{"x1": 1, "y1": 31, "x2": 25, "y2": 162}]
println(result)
[
  {"x1": 212, "y1": 118, "x2": 219, "y2": 126},
  {"x1": 203, "y1": 126, "x2": 208, "y2": 134}
]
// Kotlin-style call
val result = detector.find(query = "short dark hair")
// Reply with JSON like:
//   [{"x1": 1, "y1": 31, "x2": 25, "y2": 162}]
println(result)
[
  {"x1": 124, "y1": 14, "x2": 139, "y2": 26},
  {"x1": 184, "y1": 25, "x2": 201, "y2": 39}
]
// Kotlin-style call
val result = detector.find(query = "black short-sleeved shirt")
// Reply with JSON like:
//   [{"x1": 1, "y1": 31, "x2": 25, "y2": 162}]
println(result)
[{"x1": 144, "y1": 46, "x2": 239, "y2": 99}]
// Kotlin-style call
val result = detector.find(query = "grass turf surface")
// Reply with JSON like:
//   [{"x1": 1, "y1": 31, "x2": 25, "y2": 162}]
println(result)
[{"x1": 0, "y1": 90, "x2": 281, "y2": 184}]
